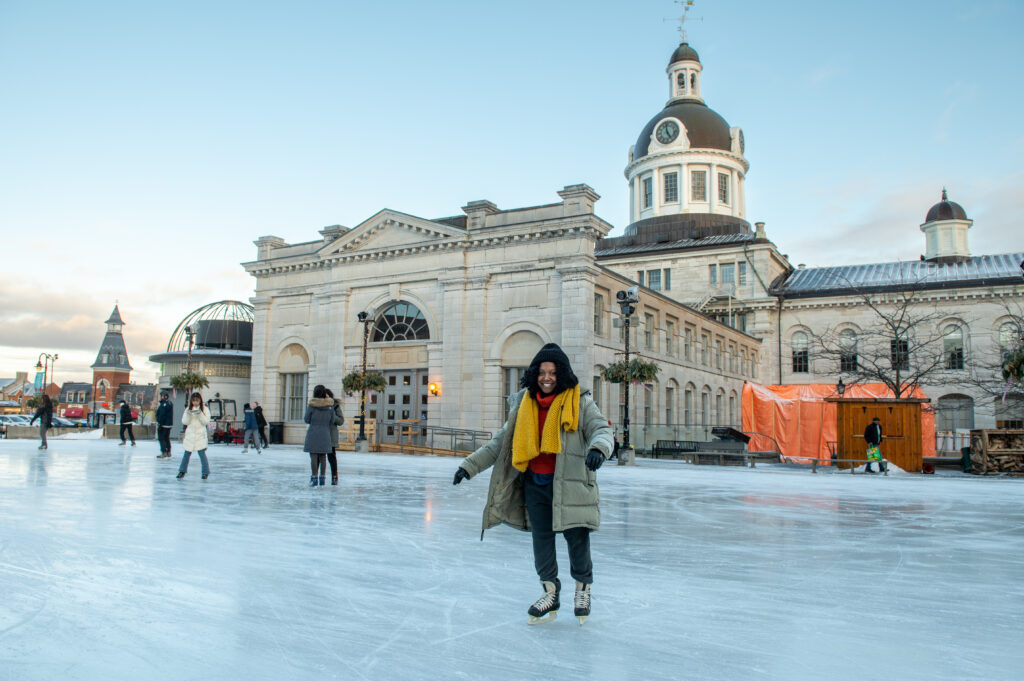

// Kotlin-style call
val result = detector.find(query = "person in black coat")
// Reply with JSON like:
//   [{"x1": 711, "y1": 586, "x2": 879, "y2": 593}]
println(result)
[
  {"x1": 29, "y1": 394, "x2": 53, "y2": 450},
  {"x1": 119, "y1": 401, "x2": 136, "y2": 446},
  {"x1": 155, "y1": 392, "x2": 173, "y2": 458},
  {"x1": 863, "y1": 417, "x2": 884, "y2": 473},
  {"x1": 253, "y1": 401, "x2": 268, "y2": 448}
]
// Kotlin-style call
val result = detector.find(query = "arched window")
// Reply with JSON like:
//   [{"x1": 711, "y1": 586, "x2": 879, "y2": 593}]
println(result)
[
  {"x1": 936, "y1": 394, "x2": 974, "y2": 431},
  {"x1": 839, "y1": 329, "x2": 858, "y2": 372},
  {"x1": 372, "y1": 302, "x2": 430, "y2": 342},
  {"x1": 1000, "y1": 322, "x2": 1021, "y2": 357},
  {"x1": 792, "y1": 331, "x2": 809, "y2": 373},
  {"x1": 944, "y1": 325, "x2": 964, "y2": 370},
  {"x1": 684, "y1": 383, "x2": 695, "y2": 426}
]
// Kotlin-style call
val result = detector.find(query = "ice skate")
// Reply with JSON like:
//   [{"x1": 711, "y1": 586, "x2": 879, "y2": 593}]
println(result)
[
  {"x1": 527, "y1": 578, "x2": 560, "y2": 624},
  {"x1": 573, "y1": 581, "x2": 591, "y2": 625}
]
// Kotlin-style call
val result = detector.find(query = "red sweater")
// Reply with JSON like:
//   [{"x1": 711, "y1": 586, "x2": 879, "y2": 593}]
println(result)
[{"x1": 528, "y1": 392, "x2": 558, "y2": 475}]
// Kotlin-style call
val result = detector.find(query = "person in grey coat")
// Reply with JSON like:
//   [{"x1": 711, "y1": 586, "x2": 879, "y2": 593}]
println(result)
[
  {"x1": 304, "y1": 384, "x2": 342, "y2": 487},
  {"x1": 453, "y1": 343, "x2": 612, "y2": 625}
]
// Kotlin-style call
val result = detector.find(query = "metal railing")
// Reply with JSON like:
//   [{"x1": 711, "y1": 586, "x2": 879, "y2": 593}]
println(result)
[
  {"x1": 376, "y1": 421, "x2": 492, "y2": 456},
  {"x1": 936, "y1": 430, "x2": 971, "y2": 454}
]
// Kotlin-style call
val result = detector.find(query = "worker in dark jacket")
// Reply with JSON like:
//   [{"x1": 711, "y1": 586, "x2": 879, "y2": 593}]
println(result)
[
  {"x1": 155, "y1": 392, "x2": 173, "y2": 458},
  {"x1": 119, "y1": 401, "x2": 136, "y2": 446},
  {"x1": 863, "y1": 417, "x2": 884, "y2": 473}
]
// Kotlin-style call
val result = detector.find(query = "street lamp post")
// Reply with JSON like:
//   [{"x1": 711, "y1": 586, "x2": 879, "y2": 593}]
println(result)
[
  {"x1": 356, "y1": 311, "x2": 371, "y2": 449},
  {"x1": 616, "y1": 287, "x2": 639, "y2": 465},
  {"x1": 35, "y1": 352, "x2": 58, "y2": 402}
]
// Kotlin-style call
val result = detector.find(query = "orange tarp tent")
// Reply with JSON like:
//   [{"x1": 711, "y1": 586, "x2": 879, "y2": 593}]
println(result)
[{"x1": 741, "y1": 382, "x2": 935, "y2": 463}]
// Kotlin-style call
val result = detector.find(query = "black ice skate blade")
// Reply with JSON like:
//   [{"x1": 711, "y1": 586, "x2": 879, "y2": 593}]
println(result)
[
  {"x1": 577, "y1": 615, "x2": 588, "y2": 626},
  {"x1": 527, "y1": 612, "x2": 557, "y2": 625}
]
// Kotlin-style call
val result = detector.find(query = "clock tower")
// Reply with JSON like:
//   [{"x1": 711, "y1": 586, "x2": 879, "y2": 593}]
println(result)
[{"x1": 623, "y1": 39, "x2": 750, "y2": 239}]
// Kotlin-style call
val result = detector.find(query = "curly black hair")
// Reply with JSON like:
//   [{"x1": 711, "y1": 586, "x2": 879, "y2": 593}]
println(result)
[{"x1": 520, "y1": 343, "x2": 578, "y2": 398}]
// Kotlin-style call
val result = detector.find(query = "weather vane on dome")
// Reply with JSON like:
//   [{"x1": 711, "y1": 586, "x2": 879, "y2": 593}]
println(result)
[{"x1": 672, "y1": 0, "x2": 702, "y2": 43}]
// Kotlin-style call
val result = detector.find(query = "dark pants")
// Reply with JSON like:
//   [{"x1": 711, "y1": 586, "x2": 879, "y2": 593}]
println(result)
[
  {"x1": 120, "y1": 423, "x2": 135, "y2": 444},
  {"x1": 158, "y1": 427, "x2": 171, "y2": 453},
  {"x1": 258, "y1": 425, "x2": 268, "y2": 447},
  {"x1": 524, "y1": 475, "x2": 593, "y2": 585},
  {"x1": 327, "y1": 449, "x2": 338, "y2": 478}
]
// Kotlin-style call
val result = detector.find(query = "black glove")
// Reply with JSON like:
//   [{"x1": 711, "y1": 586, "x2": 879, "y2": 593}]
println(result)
[
  {"x1": 453, "y1": 468, "x2": 470, "y2": 485},
  {"x1": 585, "y1": 449, "x2": 605, "y2": 471}
]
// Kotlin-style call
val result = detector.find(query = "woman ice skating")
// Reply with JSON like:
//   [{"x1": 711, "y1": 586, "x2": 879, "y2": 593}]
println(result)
[
  {"x1": 453, "y1": 343, "x2": 612, "y2": 625},
  {"x1": 304, "y1": 384, "x2": 341, "y2": 487},
  {"x1": 324, "y1": 388, "x2": 345, "y2": 485},
  {"x1": 29, "y1": 394, "x2": 53, "y2": 450},
  {"x1": 177, "y1": 392, "x2": 211, "y2": 480},
  {"x1": 242, "y1": 403, "x2": 261, "y2": 454}
]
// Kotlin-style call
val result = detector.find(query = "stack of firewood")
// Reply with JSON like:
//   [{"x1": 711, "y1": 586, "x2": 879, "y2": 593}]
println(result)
[{"x1": 971, "y1": 431, "x2": 1024, "y2": 475}]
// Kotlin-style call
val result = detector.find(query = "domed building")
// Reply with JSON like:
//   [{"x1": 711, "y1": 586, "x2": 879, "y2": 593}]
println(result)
[
  {"x1": 621, "y1": 40, "x2": 750, "y2": 244},
  {"x1": 149, "y1": 301, "x2": 255, "y2": 432}
]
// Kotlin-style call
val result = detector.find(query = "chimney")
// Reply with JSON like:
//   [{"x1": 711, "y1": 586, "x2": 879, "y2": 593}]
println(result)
[
  {"x1": 558, "y1": 184, "x2": 601, "y2": 216},
  {"x1": 461, "y1": 200, "x2": 499, "y2": 231},
  {"x1": 754, "y1": 221, "x2": 766, "y2": 238}
]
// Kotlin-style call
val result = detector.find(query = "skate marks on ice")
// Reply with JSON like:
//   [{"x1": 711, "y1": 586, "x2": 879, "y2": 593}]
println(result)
[{"x1": 1, "y1": 441, "x2": 1024, "y2": 680}]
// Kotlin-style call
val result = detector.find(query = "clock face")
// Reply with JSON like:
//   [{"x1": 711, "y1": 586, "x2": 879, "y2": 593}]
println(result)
[{"x1": 655, "y1": 120, "x2": 679, "y2": 144}]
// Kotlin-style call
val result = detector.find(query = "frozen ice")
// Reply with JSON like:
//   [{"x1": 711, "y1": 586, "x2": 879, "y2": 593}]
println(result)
[{"x1": 1, "y1": 438, "x2": 1022, "y2": 681}]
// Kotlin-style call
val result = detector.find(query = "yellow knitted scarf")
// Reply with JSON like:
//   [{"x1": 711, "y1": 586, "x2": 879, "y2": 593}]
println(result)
[{"x1": 511, "y1": 385, "x2": 580, "y2": 472}]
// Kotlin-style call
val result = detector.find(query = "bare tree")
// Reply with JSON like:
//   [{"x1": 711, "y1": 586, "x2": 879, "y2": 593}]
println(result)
[{"x1": 800, "y1": 273, "x2": 973, "y2": 399}]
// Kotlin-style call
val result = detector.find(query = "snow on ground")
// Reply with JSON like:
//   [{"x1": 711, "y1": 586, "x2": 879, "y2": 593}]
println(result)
[{"x1": 1, "y1": 438, "x2": 1021, "y2": 681}]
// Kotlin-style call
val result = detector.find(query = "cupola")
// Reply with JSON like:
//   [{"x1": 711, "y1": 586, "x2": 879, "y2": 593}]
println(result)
[{"x1": 921, "y1": 189, "x2": 972, "y2": 263}]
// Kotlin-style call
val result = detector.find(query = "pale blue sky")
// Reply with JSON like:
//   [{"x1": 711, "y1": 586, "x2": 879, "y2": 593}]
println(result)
[{"x1": 2, "y1": 0, "x2": 1021, "y2": 383}]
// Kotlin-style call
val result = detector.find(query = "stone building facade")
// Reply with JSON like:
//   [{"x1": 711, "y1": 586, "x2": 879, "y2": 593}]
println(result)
[{"x1": 244, "y1": 186, "x2": 759, "y2": 444}]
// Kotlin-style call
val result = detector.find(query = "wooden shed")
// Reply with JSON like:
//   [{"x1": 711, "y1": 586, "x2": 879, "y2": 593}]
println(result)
[{"x1": 827, "y1": 398, "x2": 929, "y2": 473}]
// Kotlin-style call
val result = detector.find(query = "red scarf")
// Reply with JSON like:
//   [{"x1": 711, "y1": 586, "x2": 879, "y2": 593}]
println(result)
[{"x1": 529, "y1": 392, "x2": 558, "y2": 475}]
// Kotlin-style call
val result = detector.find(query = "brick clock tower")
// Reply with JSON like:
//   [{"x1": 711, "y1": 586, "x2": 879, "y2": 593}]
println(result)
[{"x1": 91, "y1": 306, "x2": 132, "y2": 415}]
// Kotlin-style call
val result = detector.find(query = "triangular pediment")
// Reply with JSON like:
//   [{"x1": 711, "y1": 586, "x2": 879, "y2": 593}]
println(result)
[{"x1": 318, "y1": 209, "x2": 466, "y2": 257}]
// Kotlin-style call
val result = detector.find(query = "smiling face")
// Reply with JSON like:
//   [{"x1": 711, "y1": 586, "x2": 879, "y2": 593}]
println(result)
[{"x1": 538, "y1": 362, "x2": 557, "y2": 395}]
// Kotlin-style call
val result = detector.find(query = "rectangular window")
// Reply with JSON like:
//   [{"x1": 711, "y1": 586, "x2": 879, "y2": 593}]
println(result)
[
  {"x1": 684, "y1": 389, "x2": 693, "y2": 426},
  {"x1": 643, "y1": 177, "x2": 653, "y2": 208},
  {"x1": 647, "y1": 269, "x2": 661, "y2": 291},
  {"x1": 738, "y1": 262, "x2": 747, "y2": 285},
  {"x1": 664, "y1": 172, "x2": 679, "y2": 203},
  {"x1": 644, "y1": 313, "x2": 654, "y2": 348},
  {"x1": 666, "y1": 321, "x2": 676, "y2": 356},
  {"x1": 709, "y1": 264, "x2": 717, "y2": 285},
  {"x1": 718, "y1": 172, "x2": 730, "y2": 204},
  {"x1": 643, "y1": 384, "x2": 652, "y2": 426},
  {"x1": 715, "y1": 393, "x2": 723, "y2": 425},
  {"x1": 279, "y1": 373, "x2": 308, "y2": 422},
  {"x1": 637, "y1": 271, "x2": 645, "y2": 286},
  {"x1": 700, "y1": 334, "x2": 709, "y2": 365},
  {"x1": 890, "y1": 339, "x2": 909, "y2": 371},
  {"x1": 720, "y1": 263, "x2": 735, "y2": 288},
  {"x1": 691, "y1": 170, "x2": 707, "y2": 201},
  {"x1": 666, "y1": 387, "x2": 675, "y2": 426},
  {"x1": 663, "y1": 268, "x2": 671, "y2": 291},
  {"x1": 593, "y1": 376, "x2": 602, "y2": 410},
  {"x1": 503, "y1": 367, "x2": 526, "y2": 419},
  {"x1": 593, "y1": 293, "x2": 604, "y2": 334},
  {"x1": 715, "y1": 340, "x2": 722, "y2": 369},
  {"x1": 684, "y1": 327, "x2": 693, "y2": 361}
]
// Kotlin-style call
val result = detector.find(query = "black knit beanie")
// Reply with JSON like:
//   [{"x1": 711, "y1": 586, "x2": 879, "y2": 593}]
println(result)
[{"x1": 529, "y1": 343, "x2": 572, "y2": 370}]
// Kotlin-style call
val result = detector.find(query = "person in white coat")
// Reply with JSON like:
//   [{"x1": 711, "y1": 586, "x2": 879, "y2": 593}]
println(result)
[{"x1": 177, "y1": 392, "x2": 211, "y2": 480}]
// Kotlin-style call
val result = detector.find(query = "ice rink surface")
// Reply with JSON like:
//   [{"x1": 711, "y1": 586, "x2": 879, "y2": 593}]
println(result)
[{"x1": 1, "y1": 437, "x2": 1022, "y2": 681}]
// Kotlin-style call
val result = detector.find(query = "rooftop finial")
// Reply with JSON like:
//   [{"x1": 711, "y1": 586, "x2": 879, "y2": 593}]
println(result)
[
  {"x1": 674, "y1": 0, "x2": 701, "y2": 42},
  {"x1": 941, "y1": 187, "x2": 948, "y2": 201}
]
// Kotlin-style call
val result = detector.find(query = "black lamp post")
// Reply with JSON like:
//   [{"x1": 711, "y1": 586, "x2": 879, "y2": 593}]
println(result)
[
  {"x1": 356, "y1": 311, "x2": 371, "y2": 442},
  {"x1": 184, "y1": 325, "x2": 197, "y2": 373},
  {"x1": 35, "y1": 352, "x2": 58, "y2": 399},
  {"x1": 616, "y1": 287, "x2": 639, "y2": 455}
]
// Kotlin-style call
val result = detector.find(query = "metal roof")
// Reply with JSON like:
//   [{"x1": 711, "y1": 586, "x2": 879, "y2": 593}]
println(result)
[
  {"x1": 595, "y1": 232, "x2": 755, "y2": 257},
  {"x1": 774, "y1": 253, "x2": 1024, "y2": 297}
]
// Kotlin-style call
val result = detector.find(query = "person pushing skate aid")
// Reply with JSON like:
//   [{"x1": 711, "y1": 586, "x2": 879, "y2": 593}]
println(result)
[{"x1": 453, "y1": 343, "x2": 612, "y2": 625}]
